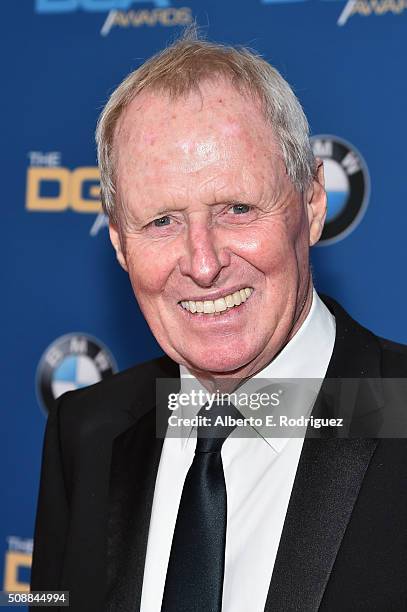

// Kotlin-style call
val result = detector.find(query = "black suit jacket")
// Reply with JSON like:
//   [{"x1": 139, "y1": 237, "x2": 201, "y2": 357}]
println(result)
[{"x1": 30, "y1": 295, "x2": 407, "y2": 611}]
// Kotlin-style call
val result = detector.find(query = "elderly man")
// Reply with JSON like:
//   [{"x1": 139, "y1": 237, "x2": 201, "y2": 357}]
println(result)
[{"x1": 31, "y1": 35, "x2": 407, "y2": 612}]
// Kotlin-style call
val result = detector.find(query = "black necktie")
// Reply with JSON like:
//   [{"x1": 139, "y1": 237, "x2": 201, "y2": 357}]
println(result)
[{"x1": 161, "y1": 401, "x2": 239, "y2": 612}]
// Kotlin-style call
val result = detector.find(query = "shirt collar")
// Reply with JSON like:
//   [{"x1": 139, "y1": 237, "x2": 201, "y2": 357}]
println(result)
[{"x1": 177, "y1": 289, "x2": 336, "y2": 452}]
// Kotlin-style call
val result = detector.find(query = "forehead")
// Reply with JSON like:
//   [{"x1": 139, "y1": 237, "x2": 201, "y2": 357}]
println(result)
[{"x1": 113, "y1": 79, "x2": 286, "y2": 207}]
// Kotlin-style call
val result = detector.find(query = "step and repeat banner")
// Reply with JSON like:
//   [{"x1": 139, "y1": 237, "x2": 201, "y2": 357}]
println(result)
[{"x1": 2, "y1": 0, "x2": 406, "y2": 599}]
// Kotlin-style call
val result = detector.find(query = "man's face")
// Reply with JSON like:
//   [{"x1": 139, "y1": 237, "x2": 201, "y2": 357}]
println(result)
[{"x1": 110, "y1": 79, "x2": 326, "y2": 378}]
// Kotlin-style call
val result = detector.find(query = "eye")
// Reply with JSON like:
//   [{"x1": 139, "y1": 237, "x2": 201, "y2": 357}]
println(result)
[
  {"x1": 144, "y1": 213, "x2": 181, "y2": 237},
  {"x1": 152, "y1": 215, "x2": 171, "y2": 227},
  {"x1": 230, "y1": 203, "x2": 251, "y2": 214}
]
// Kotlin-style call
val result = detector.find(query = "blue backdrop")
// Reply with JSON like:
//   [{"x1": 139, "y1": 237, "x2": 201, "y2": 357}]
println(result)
[{"x1": 2, "y1": 0, "x2": 406, "y2": 601}]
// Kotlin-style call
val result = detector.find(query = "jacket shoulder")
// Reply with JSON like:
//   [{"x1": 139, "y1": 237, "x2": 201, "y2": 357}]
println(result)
[
  {"x1": 55, "y1": 354, "x2": 178, "y2": 442},
  {"x1": 319, "y1": 293, "x2": 407, "y2": 378}
]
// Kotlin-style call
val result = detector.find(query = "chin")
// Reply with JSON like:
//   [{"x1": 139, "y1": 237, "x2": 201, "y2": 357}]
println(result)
[{"x1": 181, "y1": 344, "x2": 258, "y2": 376}]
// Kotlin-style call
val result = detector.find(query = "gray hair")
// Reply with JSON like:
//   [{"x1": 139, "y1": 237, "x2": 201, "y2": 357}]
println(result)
[{"x1": 96, "y1": 32, "x2": 316, "y2": 225}]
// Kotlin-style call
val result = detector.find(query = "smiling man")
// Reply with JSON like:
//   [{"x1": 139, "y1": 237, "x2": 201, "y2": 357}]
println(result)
[
  {"x1": 31, "y1": 34, "x2": 407, "y2": 612},
  {"x1": 108, "y1": 74, "x2": 325, "y2": 381}
]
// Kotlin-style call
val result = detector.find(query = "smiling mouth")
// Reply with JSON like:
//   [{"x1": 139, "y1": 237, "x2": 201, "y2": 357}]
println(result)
[{"x1": 179, "y1": 287, "x2": 254, "y2": 315}]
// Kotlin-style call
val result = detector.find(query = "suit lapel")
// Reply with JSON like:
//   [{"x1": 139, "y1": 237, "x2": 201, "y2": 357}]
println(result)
[
  {"x1": 265, "y1": 294, "x2": 383, "y2": 611},
  {"x1": 264, "y1": 438, "x2": 377, "y2": 611},
  {"x1": 105, "y1": 407, "x2": 162, "y2": 612},
  {"x1": 105, "y1": 357, "x2": 179, "y2": 612}
]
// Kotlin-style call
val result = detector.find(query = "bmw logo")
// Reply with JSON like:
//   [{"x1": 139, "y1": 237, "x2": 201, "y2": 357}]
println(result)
[
  {"x1": 36, "y1": 333, "x2": 117, "y2": 415},
  {"x1": 310, "y1": 135, "x2": 370, "y2": 245}
]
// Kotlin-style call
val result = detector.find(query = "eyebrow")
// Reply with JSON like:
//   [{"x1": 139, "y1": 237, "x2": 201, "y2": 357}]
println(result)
[
  {"x1": 130, "y1": 207, "x2": 183, "y2": 224},
  {"x1": 152, "y1": 200, "x2": 249, "y2": 216},
  {"x1": 153, "y1": 207, "x2": 186, "y2": 217},
  {"x1": 138, "y1": 198, "x2": 253, "y2": 223}
]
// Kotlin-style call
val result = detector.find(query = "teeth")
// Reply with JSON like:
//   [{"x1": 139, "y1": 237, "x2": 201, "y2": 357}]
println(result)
[
  {"x1": 180, "y1": 288, "x2": 253, "y2": 315},
  {"x1": 203, "y1": 300, "x2": 215, "y2": 314},
  {"x1": 232, "y1": 291, "x2": 241, "y2": 306},
  {"x1": 225, "y1": 294, "x2": 234, "y2": 308},
  {"x1": 214, "y1": 298, "x2": 227, "y2": 312}
]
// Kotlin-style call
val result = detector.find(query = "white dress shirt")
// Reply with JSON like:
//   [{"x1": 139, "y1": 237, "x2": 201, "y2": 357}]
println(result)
[{"x1": 140, "y1": 289, "x2": 336, "y2": 612}]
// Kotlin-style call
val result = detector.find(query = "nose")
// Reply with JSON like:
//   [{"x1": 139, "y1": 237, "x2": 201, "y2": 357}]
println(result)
[{"x1": 179, "y1": 219, "x2": 230, "y2": 287}]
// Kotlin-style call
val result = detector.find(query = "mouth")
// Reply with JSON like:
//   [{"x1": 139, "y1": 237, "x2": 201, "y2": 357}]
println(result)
[{"x1": 178, "y1": 287, "x2": 254, "y2": 316}]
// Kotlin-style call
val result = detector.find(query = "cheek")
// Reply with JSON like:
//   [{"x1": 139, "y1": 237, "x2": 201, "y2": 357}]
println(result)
[
  {"x1": 231, "y1": 221, "x2": 300, "y2": 275},
  {"x1": 125, "y1": 241, "x2": 174, "y2": 296}
]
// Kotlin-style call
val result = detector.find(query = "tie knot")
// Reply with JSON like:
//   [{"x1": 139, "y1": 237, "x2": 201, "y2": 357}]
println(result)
[{"x1": 195, "y1": 401, "x2": 240, "y2": 453}]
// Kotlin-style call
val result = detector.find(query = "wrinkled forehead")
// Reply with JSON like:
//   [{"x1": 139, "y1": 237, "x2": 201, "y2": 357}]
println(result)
[{"x1": 112, "y1": 79, "x2": 281, "y2": 169}]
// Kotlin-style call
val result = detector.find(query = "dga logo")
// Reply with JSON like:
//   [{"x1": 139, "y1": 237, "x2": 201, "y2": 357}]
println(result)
[
  {"x1": 36, "y1": 0, "x2": 170, "y2": 10},
  {"x1": 3, "y1": 537, "x2": 32, "y2": 592},
  {"x1": 36, "y1": 333, "x2": 117, "y2": 414},
  {"x1": 311, "y1": 135, "x2": 370, "y2": 246},
  {"x1": 26, "y1": 151, "x2": 108, "y2": 236},
  {"x1": 261, "y1": 0, "x2": 407, "y2": 25},
  {"x1": 35, "y1": 1, "x2": 193, "y2": 36}
]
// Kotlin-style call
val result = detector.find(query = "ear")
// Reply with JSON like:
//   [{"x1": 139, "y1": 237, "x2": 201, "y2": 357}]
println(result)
[
  {"x1": 306, "y1": 158, "x2": 327, "y2": 246},
  {"x1": 109, "y1": 222, "x2": 128, "y2": 272}
]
